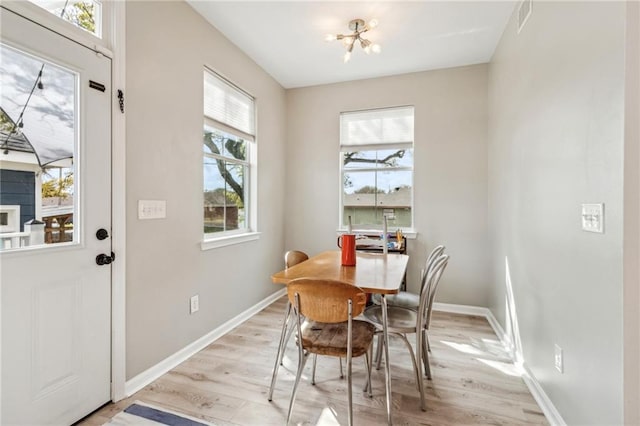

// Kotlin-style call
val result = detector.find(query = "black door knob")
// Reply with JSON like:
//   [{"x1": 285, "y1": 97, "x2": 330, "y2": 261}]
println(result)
[
  {"x1": 96, "y1": 253, "x2": 113, "y2": 265},
  {"x1": 96, "y1": 228, "x2": 109, "y2": 240}
]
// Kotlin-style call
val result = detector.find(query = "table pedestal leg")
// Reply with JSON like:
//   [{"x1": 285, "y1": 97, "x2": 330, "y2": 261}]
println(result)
[{"x1": 268, "y1": 300, "x2": 291, "y2": 401}]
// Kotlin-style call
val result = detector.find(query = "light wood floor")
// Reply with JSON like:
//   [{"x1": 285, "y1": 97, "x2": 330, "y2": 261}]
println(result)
[{"x1": 79, "y1": 297, "x2": 547, "y2": 425}]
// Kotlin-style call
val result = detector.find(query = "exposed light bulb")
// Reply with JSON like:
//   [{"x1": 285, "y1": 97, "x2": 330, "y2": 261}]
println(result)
[
  {"x1": 361, "y1": 39, "x2": 372, "y2": 54},
  {"x1": 343, "y1": 51, "x2": 352, "y2": 63},
  {"x1": 368, "y1": 19, "x2": 379, "y2": 29},
  {"x1": 342, "y1": 36, "x2": 354, "y2": 47},
  {"x1": 371, "y1": 43, "x2": 381, "y2": 54},
  {"x1": 325, "y1": 34, "x2": 337, "y2": 42}
]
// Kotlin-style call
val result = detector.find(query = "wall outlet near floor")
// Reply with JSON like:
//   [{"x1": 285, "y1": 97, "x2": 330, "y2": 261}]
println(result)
[
  {"x1": 554, "y1": 344, "x2": 564, "y2": 373},
  {"x1": 190, "y1": 295, "x2": 199, "y2": 314}
]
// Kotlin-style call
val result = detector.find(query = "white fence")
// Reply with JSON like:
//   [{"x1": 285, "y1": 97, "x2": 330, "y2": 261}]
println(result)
[{"x1": 0, "y1": 221, "x2": 45, "y2": 250}]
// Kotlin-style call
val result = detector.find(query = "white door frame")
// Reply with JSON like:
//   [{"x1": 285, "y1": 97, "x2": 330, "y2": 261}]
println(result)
[
  {"x1": 0, "y1": 0, "x2": 128, "y2": 405},
  {"x1": 109, "y1": 0, "x2": 127, "y2": 403}
]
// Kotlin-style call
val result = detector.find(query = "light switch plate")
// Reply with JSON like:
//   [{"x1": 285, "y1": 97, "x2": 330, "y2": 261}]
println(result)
[
  {"x1": 581, "y1": 203, "x2": 604, "y2": 233},
  {"x1": 138, "y1": 200, "x2": 166, "y2": 220}
]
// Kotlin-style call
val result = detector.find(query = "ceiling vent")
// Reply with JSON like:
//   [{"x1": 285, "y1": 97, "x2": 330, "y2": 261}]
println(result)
[{"x1": 517, "y1": 0, "x2": 532, "y2": 33}]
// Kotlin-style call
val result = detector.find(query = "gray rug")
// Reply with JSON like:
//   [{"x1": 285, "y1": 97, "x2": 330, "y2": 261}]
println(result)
[{"x1": 104, "y1": 401, "x2": 215, "y2": 426}]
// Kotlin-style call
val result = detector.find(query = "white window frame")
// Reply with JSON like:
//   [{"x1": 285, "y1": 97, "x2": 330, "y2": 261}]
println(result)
[
  {"x1": 201, "y1": 68, "x2": 259, "y2": 250},
  {"x1": 339, "y1": 106, "x2": 416, "y2": 235},
  {"x1": 3, "y1": 1, "x2": 113, "y2": 55}
]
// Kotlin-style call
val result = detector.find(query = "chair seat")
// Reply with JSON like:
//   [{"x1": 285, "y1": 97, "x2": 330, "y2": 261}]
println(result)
[
  {"x1": 370, "y1": 292, "x2": 420, "y2": 310},
  {"x1": 363, "y1": 305, "x2": 418, "y2": 334},
  {"x1": 300, "y1": 320, "x2": 376, "y2": 357}
]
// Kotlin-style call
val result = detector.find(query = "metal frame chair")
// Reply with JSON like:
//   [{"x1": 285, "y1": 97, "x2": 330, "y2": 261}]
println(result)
[
  {"x1": 268, "y1": 250, "x2": 309, "y2": 401},
  {"x1": 363, "y1": 254, "x2": 449, "y2": 411},
  {"x1": 371, "y1": 244, "x2": 445, "y2": 310},
  {"x1": 286, "y1": 278, "x2": 375, "y2": 426}
]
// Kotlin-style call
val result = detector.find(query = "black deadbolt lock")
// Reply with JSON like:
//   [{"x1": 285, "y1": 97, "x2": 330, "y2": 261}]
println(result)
[{"x1": 96, "y1": 228, "x2": 109, "y2": 240}]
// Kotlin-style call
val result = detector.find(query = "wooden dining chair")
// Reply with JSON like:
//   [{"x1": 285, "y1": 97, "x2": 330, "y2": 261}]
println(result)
[
  {"x1": 284, "y1": 250, "x2": 308, "y2": 268},
  {"x1": 286, "y1": 278, "x2": 376, "y2": 426},
  {"x1": 363, "y1": 254, "x2": 449, "y2": 411}
]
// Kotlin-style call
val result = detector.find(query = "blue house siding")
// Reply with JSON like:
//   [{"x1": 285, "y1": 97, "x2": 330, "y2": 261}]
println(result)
[{"x1": 0, "y1": 169, "x2": 35, "y2": 232}]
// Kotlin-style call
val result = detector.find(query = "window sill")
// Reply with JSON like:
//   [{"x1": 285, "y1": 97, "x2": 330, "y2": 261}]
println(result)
[
  {"x1": 201, "y1": 232, "x2": 261, "y2": 251},
  {"x1": 336, "y1": 229, "x2": 418, "y2": 239}
]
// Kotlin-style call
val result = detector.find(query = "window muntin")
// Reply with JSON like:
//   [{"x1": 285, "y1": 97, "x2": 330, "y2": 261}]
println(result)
[
  {"x1": 340, "y1": 106, "x2": 414, "y2": 230},
  {"x1": 203, "y1": 69, "x2": 255, "y2": 240},
  {"x1": 29, "y1": 0, "x2": 102, "y2": 38}
]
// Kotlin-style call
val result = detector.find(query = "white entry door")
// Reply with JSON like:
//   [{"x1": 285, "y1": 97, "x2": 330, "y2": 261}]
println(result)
[{"x1": 0, "y1": 7, "x2": 112, "y2": 425}]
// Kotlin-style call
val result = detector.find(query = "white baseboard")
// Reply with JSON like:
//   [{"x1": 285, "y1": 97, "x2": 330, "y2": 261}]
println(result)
[
  {"x1": 124, "y1": 288, "x2": 287, "y2": 396},
  {"x1": 521, "y1": 363, "x2": 567, "y2": 426},
  {"x1": 433, "y1": 302, "x2": 566, "y2": 426}
]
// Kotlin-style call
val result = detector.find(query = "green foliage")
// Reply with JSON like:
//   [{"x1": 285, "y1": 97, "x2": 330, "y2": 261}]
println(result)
[
  {"x1": 42, "y1": 170, "x2": 73, "y2": 199},
  {"x1": 57, "y1": 1, "x2": 95, "y2": 33},
  {"x1": 0, "y1": 110, "x2": 15, "y2": 133}
]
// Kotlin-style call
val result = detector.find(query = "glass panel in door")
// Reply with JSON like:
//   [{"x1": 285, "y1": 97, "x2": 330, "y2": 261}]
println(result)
[{"x1": 0, "y1": 43, "x2": 77, "y2": 251}]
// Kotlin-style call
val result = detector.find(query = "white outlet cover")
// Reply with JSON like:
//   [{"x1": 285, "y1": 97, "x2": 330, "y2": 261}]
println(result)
[
  {"x1": 581, "y1": 203, "x2": 604, "y2": 233},
  {"x1": 190, "y1": 295, "x2": 199, "y2": 314}
]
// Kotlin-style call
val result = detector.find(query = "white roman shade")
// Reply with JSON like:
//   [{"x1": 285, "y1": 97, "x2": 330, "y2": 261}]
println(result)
[
  {"x1": 340, "y1": 106, "x2": 414, "y2": 151},
  {"x1": 204, "y1": 69, "x2": 255, "y2": 140}
]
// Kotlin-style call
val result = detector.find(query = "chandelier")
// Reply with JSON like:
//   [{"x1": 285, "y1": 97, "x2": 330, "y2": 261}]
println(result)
[{"x1": 325, "y1": 18, "x2": 381, "y2": 63}]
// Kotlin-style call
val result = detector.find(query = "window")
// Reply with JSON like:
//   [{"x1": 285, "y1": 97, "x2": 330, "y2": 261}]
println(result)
[
  {"x1": 29, "y1": 0, "x2": 102, "y2": 37},
  {"x1": 203, "y1": 69, "x2": 255, "y2": 241},
  {"x1": 340, "y1": 106, "x2": 414, "y2": 230}
]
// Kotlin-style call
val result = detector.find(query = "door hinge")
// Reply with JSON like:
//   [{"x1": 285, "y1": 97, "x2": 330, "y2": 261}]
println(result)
[{"x1": 117, "y1": 90, "x2": 124, "y2": 113}]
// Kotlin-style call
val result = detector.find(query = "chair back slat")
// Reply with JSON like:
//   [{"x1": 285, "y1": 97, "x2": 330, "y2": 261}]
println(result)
[
  {"x1": 287, "y1": 279, "x2": 367, "y2": 323},
  {"x1": 285, "y1": 250, "x2": 309, "y2": 269},
  {"x1": 420, "y1": 245, "x2": 445, "y2": 293},
  {"x1": 417, "y1": 254, "x2": 449, "y2": 330}
]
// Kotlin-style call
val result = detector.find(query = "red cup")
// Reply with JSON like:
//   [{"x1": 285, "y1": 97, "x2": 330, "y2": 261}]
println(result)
[{"x1": 337, "y1": 234, "x2": 356, "y2": 266}]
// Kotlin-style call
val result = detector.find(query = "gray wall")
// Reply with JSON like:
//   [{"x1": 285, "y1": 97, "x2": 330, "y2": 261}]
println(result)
[
  {"x1": 487, "y1": 2, "x2": 625, "y2": 424},
  {"x1": 285, "y1": 65, "x2": 490, "y2": 307},
  {"x1": 121, "y1": 2, "x2": 638, "y2": 423},
  {"x1": 125, "y1": 1, "x2": 287, "y2": 378}
]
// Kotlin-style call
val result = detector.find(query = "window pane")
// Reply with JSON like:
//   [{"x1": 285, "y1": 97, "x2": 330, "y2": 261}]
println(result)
[
  {"x1": 203, "y1": 126, "x2": 226, "y2": 157},
  {"x1": 343, "y1": 169, "x2": 412, "y2": 228},
  {"x1": 1, "y1": 44, "x2": 77, "y2": 250},
  {"x1": 203, "y1": 159, "x2": 246, "y2": 234},
  {"x1": 29, "y1": 0, "x2": 102, "y2": 37},
  {"x1": 203, "y1": 126, "x2": 246, "y2": 161}
]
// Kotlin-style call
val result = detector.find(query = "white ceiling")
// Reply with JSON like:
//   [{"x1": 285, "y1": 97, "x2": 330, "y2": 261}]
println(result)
[{"x1": 187, "y1": 1, "x2": 516, "y2": 89}]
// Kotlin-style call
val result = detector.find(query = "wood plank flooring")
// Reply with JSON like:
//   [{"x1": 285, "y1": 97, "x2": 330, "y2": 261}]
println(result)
[{"x1": 79, "y1": 297, "x2": 547, "y2": 425}]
